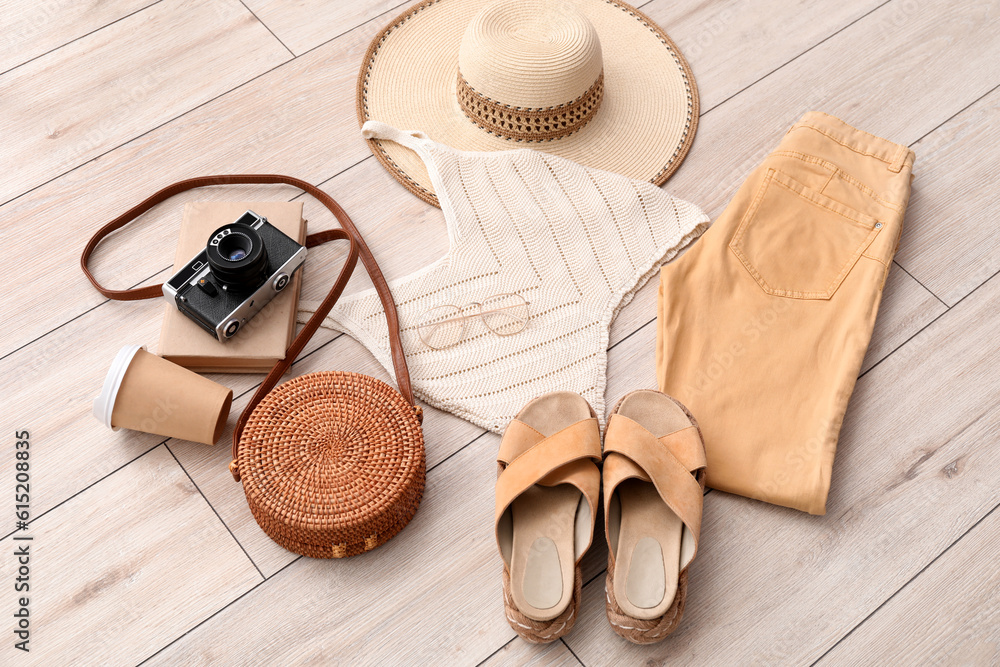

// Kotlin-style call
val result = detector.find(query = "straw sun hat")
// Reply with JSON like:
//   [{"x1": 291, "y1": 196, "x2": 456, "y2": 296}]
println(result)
[{"x1": 357, "y1": 0, "x2": 699, "y2": 207}]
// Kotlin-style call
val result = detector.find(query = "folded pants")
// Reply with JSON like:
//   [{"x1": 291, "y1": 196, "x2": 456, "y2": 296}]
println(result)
[{"x1": 657, "y1": 112, "x2": 915, "y2": 514}]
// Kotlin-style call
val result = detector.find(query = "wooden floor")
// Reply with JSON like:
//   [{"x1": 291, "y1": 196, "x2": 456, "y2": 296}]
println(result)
[{"x1": 2, "y1": 0, "x2": 998, "y2": 664}]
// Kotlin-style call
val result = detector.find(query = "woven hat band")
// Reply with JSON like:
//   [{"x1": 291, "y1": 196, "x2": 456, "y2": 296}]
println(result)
[{"x1": 456, "y1": 69, "x2": 604, "y2": 142}]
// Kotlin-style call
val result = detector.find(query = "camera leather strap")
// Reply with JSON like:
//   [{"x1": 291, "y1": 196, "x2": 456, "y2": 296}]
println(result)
[{"x1": 80, "y1": 175, "x2": 419, "y2": 431}]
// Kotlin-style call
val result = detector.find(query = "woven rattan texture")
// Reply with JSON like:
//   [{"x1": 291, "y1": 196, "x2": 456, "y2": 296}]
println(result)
[
  {"x1": 239, "y1": 371, "x2": 425, "y2": 558},
  {"x1": 456, "y1": 71, "x2": 604, "y2": 142},
  {"x1": 356, "y1": 0, "x2": 701, "y2": 208},
  {"x1": 502, "y1": 559, "x2": 582, "y2": 643}
]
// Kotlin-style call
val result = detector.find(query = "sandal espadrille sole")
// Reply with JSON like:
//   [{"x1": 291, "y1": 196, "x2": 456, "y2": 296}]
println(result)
[
  {"x1": 495, "y1": 392, "x2": 602, "y2": 643},
  {"x1": 603, "y1": 390, "x2": 706, "y2": 644},
  {"x1": 502, "y1": 563, "x2": 582, "y2": 643}
]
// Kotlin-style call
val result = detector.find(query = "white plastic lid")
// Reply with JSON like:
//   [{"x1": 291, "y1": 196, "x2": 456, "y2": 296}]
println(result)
[{"x1": 93, "y1": 344, "x2": 144, "y2": 430}]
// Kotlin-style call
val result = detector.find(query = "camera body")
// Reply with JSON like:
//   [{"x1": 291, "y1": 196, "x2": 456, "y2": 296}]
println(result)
[{"x1": 163, "y1": 211, "x2": 307, "y2": 342}]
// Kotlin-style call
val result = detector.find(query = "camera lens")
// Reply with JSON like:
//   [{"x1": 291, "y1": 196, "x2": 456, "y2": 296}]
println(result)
[
  {"x1": 206, "y1": 223, "x2": 268, "y2": 292},
  {"x1": 220, "y1": 233, "x2": 250, "y2": 261}
]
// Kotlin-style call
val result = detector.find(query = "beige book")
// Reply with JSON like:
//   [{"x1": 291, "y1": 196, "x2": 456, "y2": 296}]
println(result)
[{"x1": 158, "y1": 201, "x2": 305, "y2": 373}]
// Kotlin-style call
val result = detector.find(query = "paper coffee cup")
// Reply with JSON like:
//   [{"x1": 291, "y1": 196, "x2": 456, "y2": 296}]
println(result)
[{"x1": 93, "y1": 345, "x2": 233, "y2": 445}]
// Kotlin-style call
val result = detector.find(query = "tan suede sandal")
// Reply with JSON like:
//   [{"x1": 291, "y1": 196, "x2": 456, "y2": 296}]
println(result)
[
  {"x1": 603, "y1": 389, "x2": 706, "y2": 644},
  {"x1": 495, "y1": 391, "x2": 602, "y2": 643}
]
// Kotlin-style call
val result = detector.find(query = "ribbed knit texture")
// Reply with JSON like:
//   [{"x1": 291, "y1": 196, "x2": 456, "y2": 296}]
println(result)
[{"x1": 299, "y1": 122, "x2": 709, "y2": 433}]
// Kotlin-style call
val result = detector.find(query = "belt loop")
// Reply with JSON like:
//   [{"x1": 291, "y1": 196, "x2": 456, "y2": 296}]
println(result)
[{"x1": 888, "y1": 144, "x2": 908, "y2": 173}]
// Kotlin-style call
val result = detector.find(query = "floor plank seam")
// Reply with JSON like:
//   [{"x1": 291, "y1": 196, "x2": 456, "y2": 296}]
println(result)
[
  {"x1": 0, "y1": 0, "x2": 165, "y2": 78},
  {"x1": 561, "y1": 637, "x2": 586, "y2": 666},
  {"x1": 245, "y1": 0, "x2": 413, "y2": 62},
  {"x1": 1, "y1": 264, "x2": 170, "y2": 362},
  {"x1": 891, "y1": 261, "x2": 948, "y2": 308},
  {"x1": 908, "y1": 80, "x2": 1000, "y2": 147},
  {"x1": 474, "y1": 636, "x2": 517, "y2": 667},
  {"x1": 699, "y1": 0, "x2": 894, "y2": 116},
  {"x1": 164, "y1": 443, "x2": 266, "y2": 580},
  {"x1": 136, "y1": 554, "x2": 303, "y2": 666},
  {"x1": 860, "y1": 265, "x2": 1000, "y2": 379},
  {"x1": 0, "y1": 440, "x2": 167, "y2": 542},
  {"x1": 294, "y1": 155, "x2": 374, "y2": 199},
  {"x1": 427, "y1": 431, "x2": 490, "y2": 474},
  {"x1": 237, "y1": 0, "x2": 296, "y2": 58},
  {"x1": 810, "y1": 499, "x2": 1000, "y2": 665},
  {"x1": 0, "y1": 0, "x2": 403, "y2": 213}
]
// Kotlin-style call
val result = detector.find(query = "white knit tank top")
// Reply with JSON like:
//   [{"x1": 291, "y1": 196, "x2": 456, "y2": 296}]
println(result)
[{"x1": 300, "y1": 121, "x2": 709, "y2": 432}]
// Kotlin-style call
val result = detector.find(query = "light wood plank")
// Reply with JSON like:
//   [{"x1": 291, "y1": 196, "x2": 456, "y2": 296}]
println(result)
[
  {"x1": 242, "y1": 0, "x2": 407, "y2": 55},
  {"x1": 820, "y1": 507, "x2": 1000, "y2": 665},
  {"x1": 0, "y1": 11, "x2": 389, "y2": 358},
  {"x1": 0, "y1": 0, "x2": 155, "y2": 74},
  {"x1": 655, "y1": 0, "x2": 1000, "y2": 221},
  {"x1": 860, "y1": 262, "x2": 946, "y2": 373},
  {"x1": 0, "y1": 445, "x2": 261, "y2": 664},
  {"x1": 607, "y1": 0, "x2": 996, "y2": 352},
  {"x1": 894, "y1": 87, "x2": 1000, "y2": 305},
  {"x1": 0, "y1": 0, "x2": 912, "y2": 359},
  {"x1": 480, "y1": 640, "x2": 581, "y2": 667},
  {"x1": 146, "y1": 434, "x2": 521, "y2": 666},
  {"x1": 0, "y1": 256, "x2": 481, "y2": 577},
  {"x1": 644, "y1": 0, "x2": 889, "y2": 111},
  {"x1": 170, "y1": 329, "x2": 485, "y2": 576},
  {"x1": 0, "y1": 0, "x2": 290, "y2": 205},
  {"x1": 564, "y1": 268, "x2": 1000, "y2": 664}
]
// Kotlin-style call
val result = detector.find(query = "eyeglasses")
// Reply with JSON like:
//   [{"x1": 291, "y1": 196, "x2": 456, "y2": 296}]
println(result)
[{"x1": 417, "y1": 293, "x2": 529, "y2": 349}]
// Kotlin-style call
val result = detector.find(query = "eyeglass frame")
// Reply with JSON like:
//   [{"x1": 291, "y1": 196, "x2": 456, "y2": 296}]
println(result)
[{"x1": 416, "y1": 293, "x2": 530, "y2": 349}]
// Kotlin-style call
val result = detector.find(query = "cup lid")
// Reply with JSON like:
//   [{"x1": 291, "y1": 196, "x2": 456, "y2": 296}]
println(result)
[{"x1": 93, "y1": 344, "x2": 145, "y2": 430}]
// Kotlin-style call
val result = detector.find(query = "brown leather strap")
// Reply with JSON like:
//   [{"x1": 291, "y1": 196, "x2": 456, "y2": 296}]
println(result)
[
  {"x1": 79, "y1": 175, "x2": 421, "y2": 467},
  {"x1": 230, "y1": 226, "x2": 358, "y2": 467}
]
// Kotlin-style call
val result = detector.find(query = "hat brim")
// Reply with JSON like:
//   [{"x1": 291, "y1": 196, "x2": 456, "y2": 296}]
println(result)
[{"x1": 357, "y1": 0, "x2": 699, "y2": 207}]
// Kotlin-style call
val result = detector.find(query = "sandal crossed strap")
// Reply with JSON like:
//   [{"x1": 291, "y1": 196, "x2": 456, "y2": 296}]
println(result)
[
  {"x1": 495, "y1": 393, "x2": 601, "y2": 643},
  {"x1": 603, "y1": 391, "x2": 706, "y2": 644}
]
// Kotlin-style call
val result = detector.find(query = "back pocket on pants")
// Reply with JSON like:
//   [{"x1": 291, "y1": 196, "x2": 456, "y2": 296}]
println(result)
[{"x1": 729, "y1": 168, "x2": 881, "y2": 299}]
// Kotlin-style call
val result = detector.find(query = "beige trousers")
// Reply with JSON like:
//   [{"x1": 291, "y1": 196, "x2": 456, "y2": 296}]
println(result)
[{"x1": 657, "y1": 112, "x2": 915, "y2": 514}]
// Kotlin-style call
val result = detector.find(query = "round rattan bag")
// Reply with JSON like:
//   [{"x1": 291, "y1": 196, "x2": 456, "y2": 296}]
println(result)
[
  {"x1": 224, "y1": 177, "x2": 425, "y2": 559},
  {"x1": 236, "y1": 371, "x2": 424, "y2": 558},
  {"x1": 81, "y1": 174, "x2": 425, "y2": 559}
]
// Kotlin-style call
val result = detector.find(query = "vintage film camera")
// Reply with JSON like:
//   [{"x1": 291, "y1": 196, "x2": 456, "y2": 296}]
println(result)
[{"x1": 163, "y1": 211, "x2": 306, "y2": 342}]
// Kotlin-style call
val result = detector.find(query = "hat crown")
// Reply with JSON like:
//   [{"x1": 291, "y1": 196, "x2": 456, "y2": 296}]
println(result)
[{"x1": 458, "y1": 1, "x2": 603, "y2": 109}]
